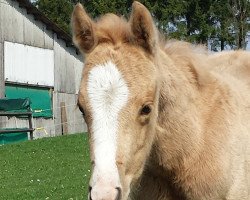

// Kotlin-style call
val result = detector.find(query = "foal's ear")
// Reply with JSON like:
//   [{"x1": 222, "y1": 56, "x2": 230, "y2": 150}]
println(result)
[
  {"x1": 129, "y1": 1, "x2": 158, "y2": 54},
  {"x1": 72, "y1": 3, "x2": 97, "y2": 53}
]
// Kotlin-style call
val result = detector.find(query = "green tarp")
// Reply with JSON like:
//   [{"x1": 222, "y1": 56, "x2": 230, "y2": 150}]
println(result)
[
  {"x1": 0, "y1": 98, "x2": 31, "y2": 112},
  {"x1": 5, "y1": 84, "x2": 53, "y2": 118},
  {"x1": 0, "y1": 131, "x2": 28, "y2": 145}
]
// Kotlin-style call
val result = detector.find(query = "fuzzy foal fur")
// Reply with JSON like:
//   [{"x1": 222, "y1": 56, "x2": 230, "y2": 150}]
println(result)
[{"x1": 72, "y1": 2, "x2": 250, "y2": 200}]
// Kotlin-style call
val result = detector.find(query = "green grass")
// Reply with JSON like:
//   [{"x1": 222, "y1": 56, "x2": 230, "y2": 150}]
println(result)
[{"x1": 0, "y1": 133, "x2": 91, "y2": 200}]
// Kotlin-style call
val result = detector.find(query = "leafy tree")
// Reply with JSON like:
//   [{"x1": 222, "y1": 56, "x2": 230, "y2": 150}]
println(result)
[
  {"x1": 35, "y1": 0, "x2": 73, "y2": 33},
  {"x1": 158, "y1": 0, "x2": 214, "y2": 44},
  {"x1": 71, "y1": 0, "x2": 133, "y2": 18},
  {"x1": 229, "y1": 0, "x2": 250, "y2": 49},
  {"x1": 210, "y1": 0, "x2": 235, "y2": 50},
  {"x1": 34, "y1": 0, "x2": 249, "y2": 50}
]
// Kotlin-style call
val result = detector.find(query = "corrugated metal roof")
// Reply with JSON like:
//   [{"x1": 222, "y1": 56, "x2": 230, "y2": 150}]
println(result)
[{"x1": 15, "y1": 0, "x2": 75, "y2": 50}]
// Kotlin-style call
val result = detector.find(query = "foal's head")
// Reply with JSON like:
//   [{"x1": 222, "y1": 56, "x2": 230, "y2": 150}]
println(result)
[{"x1": 73, "y1": 2, "x2": 161, "y2": 199}]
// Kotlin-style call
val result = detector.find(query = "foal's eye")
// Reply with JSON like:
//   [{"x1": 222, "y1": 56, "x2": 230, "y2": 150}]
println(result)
[{"x1": 140, "y1": 105, "x2": 151, "y2": 115}]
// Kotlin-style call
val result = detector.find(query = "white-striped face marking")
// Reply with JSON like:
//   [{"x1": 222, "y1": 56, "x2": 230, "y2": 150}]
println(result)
[{"x1": 87, "y1": 61, "x2": 129, "y2": 184}]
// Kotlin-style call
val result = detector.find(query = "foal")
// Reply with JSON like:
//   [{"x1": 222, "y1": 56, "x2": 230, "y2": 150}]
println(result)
[{"x1": 72, "y1": 1, "x2": 250, "y2": 200}]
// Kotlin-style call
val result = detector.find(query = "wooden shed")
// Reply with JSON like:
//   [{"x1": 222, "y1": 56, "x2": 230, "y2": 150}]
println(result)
[{"x1": 0, "y1": 0, "x2": 87, "y2": 140}]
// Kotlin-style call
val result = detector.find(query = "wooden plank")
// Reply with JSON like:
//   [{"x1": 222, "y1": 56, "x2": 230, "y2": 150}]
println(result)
[
  {"x1": 12, "y1": 1, "x2": 24, "y2": 43},
  {"x1": 23, "y1": 7, "x2": 45, "y2": 48},
  {"x1": 63, "y1": 94, "x2": 76, "y2": 134},
  {"x1": 43, "y1": 29, "x2": 54, "y2": 49},
  {"x1": 71, "y1": 94, "x2": 87, "y2": 134},
  {"x1": 54, "y1": 36, "x2": 66, "y2": 93},
  {"x1": 33, "y1": 117, "x2": 54, "y2": 138},
  {"x1": 53, "y1": 91, "x2": 62, "y2": 135},
  {"x1": 23, "y1": 10, "x2": 34, "y2": 46},
  {"x1": 53, "y1": 36, "x2": 61, "y2": 92},
  {"x1": 60, "y1": 102, "x2": 68, "y2": 135},
  {"x1": 32, "y1": 19, "x2": 45, "y2": 48},
  {"x1": 0, "y1": 1, "x2": 3, "y2": 42},
  {"x1": 0, "y1": 112, "x2": 32, "y2": 116},
  {"x1": 74, "y1": 55, "x2": 84, "y2": 94},
  {"x1": 28, "y1": 114, "x2": 33, "y2": 140},
  {"x1": 59, "y1": 46, "x2": 66, "y2": 93},
  {"x1": 54, "y1": 38, "x2": 83, "y2": 94},
  {"x1": 0, "y1": 42, "x2": 4, "y2": 98},
  {"x1": 1, "y1": 0, "x2": 13, "y2": 42},
  {"x1": 0, "y1": 117, "x2": 29, "y2": 132},
  {"x1": 0, "y1": 128, "x2": 34, "y2": 134},
  {"x1": 53, "y1": 92, "x2": 87, "y2": 135},
  {"x1": 65, "y1": 47, "x2": 76, "y2": 93}
]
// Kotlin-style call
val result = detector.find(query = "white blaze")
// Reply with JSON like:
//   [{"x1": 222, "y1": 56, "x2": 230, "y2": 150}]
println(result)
[{"x1": 87, "y1": 61, "x2": 129, "y2": 184}]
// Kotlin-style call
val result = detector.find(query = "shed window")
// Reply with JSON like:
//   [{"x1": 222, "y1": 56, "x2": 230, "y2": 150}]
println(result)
[{"x1": 4, "y1": 41, "x2": 54, "y2": 87}]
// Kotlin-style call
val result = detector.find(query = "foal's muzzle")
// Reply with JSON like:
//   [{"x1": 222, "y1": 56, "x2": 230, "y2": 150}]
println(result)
[{"x1": 89, "y1": 186, "x2": 122, "y2": 200}]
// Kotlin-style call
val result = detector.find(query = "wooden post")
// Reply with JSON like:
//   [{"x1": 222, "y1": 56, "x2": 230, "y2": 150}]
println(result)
[
  {"x1": 28, "y1": 111, "x2": 34, "y2": 140},
  {"x1": 60, "y1": 102, "x2": 68, "y2": 135}
]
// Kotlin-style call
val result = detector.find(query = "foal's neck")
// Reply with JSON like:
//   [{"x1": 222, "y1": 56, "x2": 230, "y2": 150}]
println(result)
[
  {"x1": 153, "y1": 49, "x2": 217, "y2": 172},
  {"x1": 144, "y1": 47, "x2": 237, "y2": 199}
]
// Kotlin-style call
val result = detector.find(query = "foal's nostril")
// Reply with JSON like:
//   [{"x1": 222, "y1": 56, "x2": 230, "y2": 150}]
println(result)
[
  {"x1": 115, "y1": 187, "x2": 122, "y2": 200},
  {"x1": 88, "y1": 186, "x2": 92, "y2": 200},
  {"x1": 89, "y1": 185, "x2": 121, "y2": 200}
]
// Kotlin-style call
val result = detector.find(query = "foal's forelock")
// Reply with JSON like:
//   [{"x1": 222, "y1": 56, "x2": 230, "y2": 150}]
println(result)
[{"x1": 87, "y1": 61, "x2": 129, "y2": 184}]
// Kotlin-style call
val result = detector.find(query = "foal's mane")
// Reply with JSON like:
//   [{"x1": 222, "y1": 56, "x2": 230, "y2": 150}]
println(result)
[
  {"x1": 164, "y1": 40, "x2": 209, "y2": 57},
  {"x1": 95, "y1": 14, "x2": 133, "y2": 45}
]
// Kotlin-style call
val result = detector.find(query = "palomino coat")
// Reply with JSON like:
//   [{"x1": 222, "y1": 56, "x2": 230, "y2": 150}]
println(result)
[{"x1": 72, "y1": 1, "x2": 250, "y2": 200}]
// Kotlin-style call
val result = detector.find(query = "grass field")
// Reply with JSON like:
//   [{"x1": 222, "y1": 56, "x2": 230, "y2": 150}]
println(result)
[{"x1": 0, "y1": 133, "x2": 91, "y2": 200}]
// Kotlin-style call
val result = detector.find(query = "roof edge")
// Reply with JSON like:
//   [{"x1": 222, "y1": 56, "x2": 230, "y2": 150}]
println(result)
[{"x1": 15, "y1": 0, "x2": 78, "y2": 52}]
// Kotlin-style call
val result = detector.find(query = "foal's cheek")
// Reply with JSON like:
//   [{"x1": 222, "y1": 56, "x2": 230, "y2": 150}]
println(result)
[{"x1": 129, "y1": 128, "x2": 151, "y2": 169}]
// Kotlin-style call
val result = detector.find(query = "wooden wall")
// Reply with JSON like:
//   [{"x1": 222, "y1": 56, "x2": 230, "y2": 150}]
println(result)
[
  {"x1": 0, "y1": 42, "x2": 4, "y2": 98},
  {"x1": 0, "y1": 0, "x2": 54, "y2": 48},
  {"x1": 0, "y1": 1, "x2": 5, "y2": 98},
  {"x1": 0, "y1": 0, "x2": 87, "y2": 138}
]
